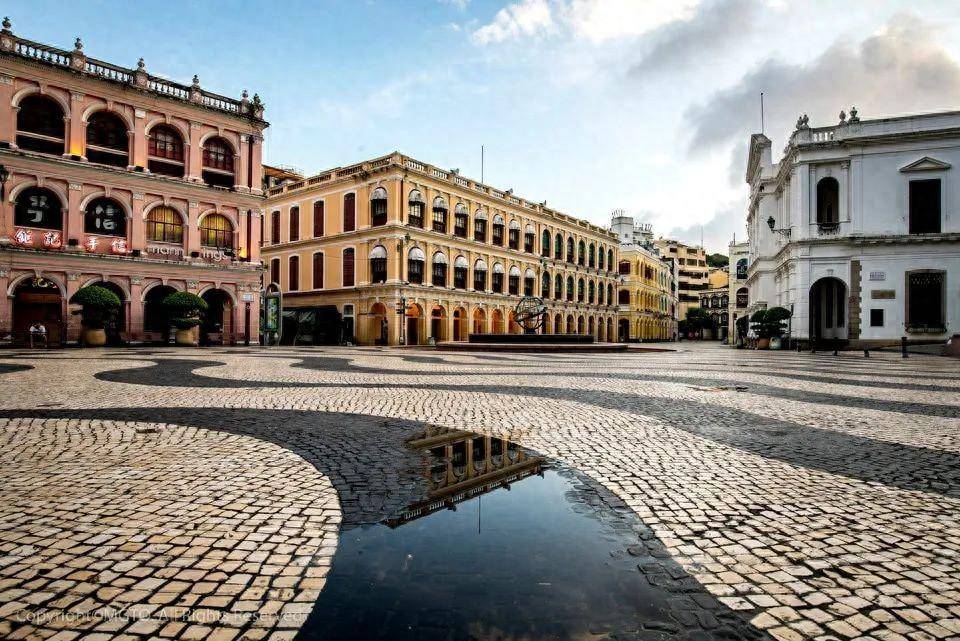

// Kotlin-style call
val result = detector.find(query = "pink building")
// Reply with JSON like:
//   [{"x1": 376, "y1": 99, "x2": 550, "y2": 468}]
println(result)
[{"x1": 0, "y1": 18, "x2": 266, "y2": 345}]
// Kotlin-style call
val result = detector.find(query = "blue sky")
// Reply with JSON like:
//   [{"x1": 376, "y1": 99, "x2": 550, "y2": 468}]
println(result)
[{"x1": 7, "y1": 0, "x2": 960, "y2": 252}]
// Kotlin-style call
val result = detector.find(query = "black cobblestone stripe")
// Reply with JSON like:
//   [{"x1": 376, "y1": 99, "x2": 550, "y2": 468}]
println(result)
[{"x1": 89, "y1": 358, "x2": 960, "y2": 498}]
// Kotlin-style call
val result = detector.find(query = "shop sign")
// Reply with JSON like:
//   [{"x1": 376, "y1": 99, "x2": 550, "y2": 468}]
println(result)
[
  {"x1": 241, "y1": 293, "x2": 254, "y2": 303},
  {"x1": 147, "y1": 244, "x2": 185, "y2": 258},
  {"x1": 871, "y1": 290, "x2": 896, "y2": 300},
  {"x1": 200, "y1": 247, "x2": 228, "y2": 262},
  {"x1": 110, "y1": 239, "x2": 128, "y2": 255},
  {"x1": 13, "y1": 228, "x2": 32, "y2": 245},
  {"x1": 85, "y1": 237, "x2": 99, "y2": 252},
  {"x1": 869, "y1": 271, "x2": 885, "y2": 281},
  {"x1": 42, "y1": 231, "x2": 62, "y2": 248}
]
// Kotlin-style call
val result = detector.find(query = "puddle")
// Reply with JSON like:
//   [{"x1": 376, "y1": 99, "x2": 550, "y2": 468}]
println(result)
[{"x1": 300, "y1": 427, "x2": 760, "y2": 641}]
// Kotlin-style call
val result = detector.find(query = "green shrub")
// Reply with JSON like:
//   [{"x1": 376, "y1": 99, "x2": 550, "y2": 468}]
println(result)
[
  {"x1": 163, "y1": 292, "x2": 207, "y2": 330},
  {"x1": 750, "y1": 307, "x2": 791, "y2": 338},
  {"x1": 69, "y1": 285, "x2": 121, "y2": 330}
]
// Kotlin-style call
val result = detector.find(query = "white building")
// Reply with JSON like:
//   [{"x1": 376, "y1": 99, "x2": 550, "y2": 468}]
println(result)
[
  {"x1": 728, "y1": 241, "x2": 749, "y2": 340},
  {"x1": 745, "y1": 108, "x2": 960, "y2": 347}
]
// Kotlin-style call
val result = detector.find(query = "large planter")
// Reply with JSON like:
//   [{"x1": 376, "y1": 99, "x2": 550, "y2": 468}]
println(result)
[
  {"x1": 175, "y1": 328, "x2": 197, "y2": 346},
  {"x1": 756, "y1": 338, "x2": 770, "y2": 350},
  {"x1": 769, "y1": 337, "x2": 782, "y2": 350},
  {"x1": 82, "y1": 328, "x2": 107, "y2": 347}
]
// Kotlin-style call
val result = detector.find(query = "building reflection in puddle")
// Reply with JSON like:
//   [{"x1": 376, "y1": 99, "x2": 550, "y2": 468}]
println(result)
[{"x1": 298, "y1": 427, "x2": 757, "y2": 641}]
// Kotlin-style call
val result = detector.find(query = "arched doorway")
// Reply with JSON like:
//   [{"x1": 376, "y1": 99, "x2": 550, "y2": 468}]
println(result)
[
  {"x1": 87, "y1": 280, "x2": 126, "y2": 345},
  {"x1": 566, "y1": 315, "x2": 575, "y2": 334},
  {"x1": 809, "y1": 277, "x2": 847, "y2": 342},
  {"x1": 370, "y1": 302, "x2": 388, "y2": 345},
  {"x1": 453, "y1": 307, "x2": 468, "y2": 341},
  {"x1": 472, "y1": 308, "x2": 486, "y2": 335},
  {"x1": 588, "y1": 317, "x2": 595, "y2": 338},
  {"x1": 491, "y1": 309, "x2": 504, "y2": 334},
  {"x1": 543, "y1": 313, "x2": 552, "y2": 334},
  {"x1": 554, "y1": 313, "x2": 563, "y2": 334},
  {"x1": 607, "y1": 318, "x2": 614, "y2": 342},
  {"x1": 431, "y1": 305, "x2": 446, "y2": 342},
  {"x1": 618, "y1": 318, "x2": 629, "y2": 342},
  {"x1": 598, "y1": 318, "x2": 606, "y2": 342},
  {"x1": 406, "y1": 304, "x2": 423, "y2": 346},
  {"x1": 143, "y1": 284, "x2": 177, "y2": 343},
  {"x1": 12, "y1": 277, "x2": 63, "y2": 346},
  {"x1": 508, "y1": 311, "x2": 521, "y2": 334},
  {"x1": 201, "y1": 288, "x2": 234, "y2": 345}
]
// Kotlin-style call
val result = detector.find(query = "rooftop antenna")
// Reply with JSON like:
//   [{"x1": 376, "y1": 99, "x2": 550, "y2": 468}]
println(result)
[{"x1": 760, "y1": 92, "x2": 765, "y2": 134}]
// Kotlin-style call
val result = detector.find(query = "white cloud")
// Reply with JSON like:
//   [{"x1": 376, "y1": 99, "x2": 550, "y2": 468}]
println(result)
[
  {"x1": 439, "y1": 0, "x2": 470, "y2": 10},
  {"x1": 472, "y1": 0, "x2": 556, "y2": 44},
  {"x1": 564, "y1": 0, "x2": 700, "y2": 43}
]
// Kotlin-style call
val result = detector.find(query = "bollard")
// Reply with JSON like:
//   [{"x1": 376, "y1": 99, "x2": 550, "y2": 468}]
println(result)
[
  {"x1": 863, "y1": 349, "x2": 869, "y2": 358},
  {"x1": 832, "y1": 349, "x2": 838, "y2": 356},
  {"x1": 901, "y1": 336, "x2": 908, "y2": 358}
]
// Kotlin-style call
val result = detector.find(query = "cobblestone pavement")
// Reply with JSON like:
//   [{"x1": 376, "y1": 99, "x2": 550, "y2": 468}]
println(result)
[{"x1": 0, "y1": 343, "x2": 957, "y2": 641}]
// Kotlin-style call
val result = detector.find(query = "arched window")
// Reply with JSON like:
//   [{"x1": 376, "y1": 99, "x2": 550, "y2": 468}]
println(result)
[
  {"x1": 16, "y1": 95, "x2": 65, "y2": 155},
  {"x1": 473, "y1": 259, "x2": 488, "y2": 291},
  {"x1": 541, "y1": 230, "x2": 551, "y2": 257},
  {"x1": 431, "y1": 251, "x2": 448, "y2": 286},
  {"x1": 146, "y1": 206, "x2": 183, "y2": 244},
  {"x1": 524, "y1": 225, "x2": 536, "y2": 253},
  {"x1": 577, "y1": 240, "x2": 586, "y2": 266},
  {"x1": 554, "y1": 233, "x2": 563, "y2": 260},
  {"x1": 736, "y1": 258, "x2": 748, "y2": 280},
  {"x1": 555, "y1": 274, "x2": 562, "y2": 299},
  {"x1": 270, "y1": 210, "x2": 280, "y2": 245},
  {"x1": 84, "y1": 197, "x2": 126, "y2": 236},
  {"x1": 588, "y1": 280, "x2": 595, "y2": 303},
  {"x1": 454, "y1": 255, "x2": 469, "y2": 289},
  {"x1": 288, "y1": 255, "x2": 300, "y2": 291},
  {"x1": 588, "y1": 244, "x2": 596, "y2": 268},
  {"x1": 508, "y1": 220, "x2": 521, "y2": 250},
  {"x1": 147, "y1": 124, "x2": 184, "y2": 177},
  {"x1": 492, "y1": 214, "x2": 505, "y2": 246},
  {"x1": 312, "y1": 252, "x2": 324, "y2": 289},
  {"x1": 474, "y1": 210, "x2": 487, "y2": 242},
  {"x1": 618, "y1": 260, "x2": 631, "y2": 275},
  {"x1": 407, "y1": 247, "x2": 425, "y2": 284},
  {"x1": 566, "y1": 237, "x2": 574, "y2": 263},
  {"x1": 202, "y1": 136, "x2": 235, "y2": 188},
  {"x1": 200, "y1": 214, "x2": 233, "y2": 249},
  {"x1": 86, "y1": 112, "x2": 128, "y2": 167},
  {"x1": 342, "y1": 248, "x2": 355, "y2": 287},
  {"x1": 577, "y1": 278, "x2": 585, "y2": 302},
  {"x1": 619, "y1": 288, "x2": 630, "y2": 304},
  {"x1": 566, "y1": 276, "x2": 574, "y2": 301},
  {"x1": 454, "y1": 203, "x2": 468, "y2": 238},
  {"x1": 408, "y1": 190, "x2": 424, "y2": 228},
  {"x1": 541, "y1": 272, "x2": 551, "y2": 298},
  {"x1": 607, "y1": 249, "x2": 614, "y2": 269},
  {"x1": 270, "y1": 258, "x2": 280, "y2": 285},
  {"x1": 523, "y1": 268, "x2": 536, "y2": 296},
  {"x1": 598, "y1": 246, "x2": 605, "y2": 270},
  {"x1": 289, "y1": 206, "x2": 300, "y2": 242},
  {"x1": 492, "y1": 262, "x2": 505, "y2": 293},
  {"x1": 736, "y1": 287, "x2": 748, "y2": 308},
  {"x1": 369, "y1": 245, "x2": 387, "y2": 283},
  {"x1": 432, "y1": 196, "x2": 448, "y2": 233},
  {"x1": 343, "y1": 193, "x2": 356, "y2": 232},
  {"x1": 816, "y1": 177, "x2": 839, "y2": 229},
  {"x1": 370, "y1": 187, "x2": 387, "y2": 227},
  {"x1": 313, "y1": 201, "x2": 324, "y2": 237},
  {"x1": 508, "y1": 266, "x2": 521, "y2": 295},
  {"x1": 607, "y1": 283, "x2": 613, "y2": 304},
  {"x1": 597, "y1": 282, "x2": 605, "y2": 305},
  {"x1": 15, "y1": 187, "x2": 63, "y2": 230}
]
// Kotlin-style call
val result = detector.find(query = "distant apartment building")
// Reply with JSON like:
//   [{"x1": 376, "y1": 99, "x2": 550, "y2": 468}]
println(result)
[
  {"x1": 728, "y1": 241, "x2": 749, "y2": 340},
  {"x1": 745, "y1": 108, "x2": 960, "y2": 346},
  {"x1": 261, "y1": 152, "x2": 620, "y2": 345},
  {"x1": 653, "y1": 238, "x2": 708, "y2": 322},
  {"x1": 0, "y1": 19, "x2": 267, "y2": 346},
  {"x1": 610, "y1": 213, "x2": 676, "y2": 341}
]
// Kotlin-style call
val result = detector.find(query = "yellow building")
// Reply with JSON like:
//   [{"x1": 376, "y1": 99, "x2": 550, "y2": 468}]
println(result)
[
  {"x1": 616, "y1": 244, "x2": 675, "y2": 341},
  {"x1": 654, "y1": 239, "x2": 708, "y2": 320},
  {"x1": 262, "y1": 152, "x2": 620, "y2": 345},
  {"x1": 708, "y1": 267, "x2": 729, "y2": 289}
]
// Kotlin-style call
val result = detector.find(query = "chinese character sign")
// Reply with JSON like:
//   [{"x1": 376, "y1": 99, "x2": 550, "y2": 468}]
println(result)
[
  {"x1": 14, "y1": 229, "x2": 33, "y2": 246},
  {"x1": 110, "y1": 238, "x2": 128, "y2": 254},
  {"x1": 41, "y1": 231, "x2": 62, "y2": 248},
  {"x1": 85, "y1": 237, "x2": 99, "y2": 252}
]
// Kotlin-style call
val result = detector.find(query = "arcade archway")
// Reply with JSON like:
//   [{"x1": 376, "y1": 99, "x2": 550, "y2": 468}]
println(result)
[{"x1": 12, "y1": 277, "x2": 63, "y2": 346}]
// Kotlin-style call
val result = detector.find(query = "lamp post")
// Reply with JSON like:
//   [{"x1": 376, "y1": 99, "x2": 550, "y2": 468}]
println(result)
[
  {"x1": 0, "y1": 164, "x2": 10, "y2": 246},
  {"x1": 766, "y1": 216, "x2": 791, "y2": 238}
]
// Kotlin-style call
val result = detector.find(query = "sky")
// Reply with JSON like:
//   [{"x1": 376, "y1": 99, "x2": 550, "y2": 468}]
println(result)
[{"x1": 7, "y1": 0, "x2": 960, "y2": 253}]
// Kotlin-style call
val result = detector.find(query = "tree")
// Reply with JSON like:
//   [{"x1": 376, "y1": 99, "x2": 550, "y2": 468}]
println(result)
[
  {"x1": 749, "y1": 307, "x2": 791, "y2": 339},
  {"x1": 706, "y1": 253, "x2": 729, "y2": 268},
  {"x1": 163, "y1": 291, "x2": 208, "y2": 330},
  {"x1": 685, "y1": 307, "x2": 714, "y2": 339},
  {"x1": 69, "y1": 285, "x2": 121, "y2": 330}
]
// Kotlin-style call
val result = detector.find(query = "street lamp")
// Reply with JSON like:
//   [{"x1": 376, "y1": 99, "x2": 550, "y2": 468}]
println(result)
[
  {"x1": 0, "y1": 164, "x2": 10, "y2": 246},
  {"x1": 767, "y1": 216, "x2": 791, "y2": 238}
]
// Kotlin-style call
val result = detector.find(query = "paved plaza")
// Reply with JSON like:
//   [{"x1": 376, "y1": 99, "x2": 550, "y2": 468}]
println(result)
[{"x1": 0, "y1": 343, "x2": 957, "y2": 641}]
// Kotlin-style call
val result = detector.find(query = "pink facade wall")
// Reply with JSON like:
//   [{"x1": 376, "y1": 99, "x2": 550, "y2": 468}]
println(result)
[{"x1": 0, "y1": 26, "x2": 267, "y2": 344}]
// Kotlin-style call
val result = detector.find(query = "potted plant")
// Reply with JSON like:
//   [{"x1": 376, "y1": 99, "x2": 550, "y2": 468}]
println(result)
[
  {"x1": 69, "y1": 285, "x2": 121, "y2": 346},
  {"x1": 162, "y1": 291, "x2": 208, "y2": 346},
  {"x1": 750, "y1": 310, "x2": 771, "y2": 349}
]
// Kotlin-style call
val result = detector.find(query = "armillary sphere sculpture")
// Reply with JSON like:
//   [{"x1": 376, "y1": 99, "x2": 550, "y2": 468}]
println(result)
[{"x1": 514, "y1": 296, "x2": 547, "y2": 334}]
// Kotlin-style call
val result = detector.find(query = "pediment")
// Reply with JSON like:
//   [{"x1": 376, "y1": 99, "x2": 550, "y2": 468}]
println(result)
[{"x1": 899, "y1": 156, "x2": 952, "y2": 172}]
